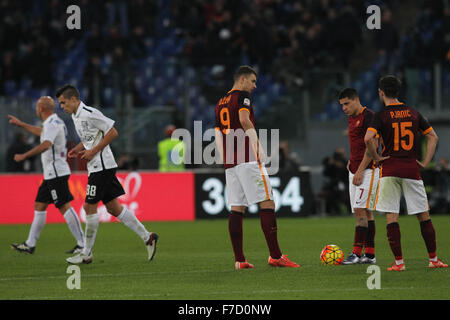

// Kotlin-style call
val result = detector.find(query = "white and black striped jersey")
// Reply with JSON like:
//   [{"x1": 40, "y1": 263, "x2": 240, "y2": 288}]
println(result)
[
  {"x1": 40, "y1": 113, "x2": 71, "y2": 180},
  {"x1": 72, "y1": 101, "x2": 118, "y2": 174}
]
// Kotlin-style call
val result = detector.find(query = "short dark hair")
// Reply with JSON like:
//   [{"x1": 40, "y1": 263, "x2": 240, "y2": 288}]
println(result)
[
  {"x1": 338, "y1": 88, "x2": 359, "y2": 100},
  {"x1": 233, "y1": 65, "x2": 257, "y2": 82},
  {"x1": 55, "y1": 84, "x2": 80, "y2": 100},
  {"x1": 378, "y1": 75, "x2": 401, "y2": 98}
]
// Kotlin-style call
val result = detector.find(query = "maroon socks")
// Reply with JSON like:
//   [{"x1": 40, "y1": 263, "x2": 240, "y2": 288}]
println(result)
[
  {"x1": 420, "y1": 219, "x2": 437, "y2": 260},
  {"x1": 260, "y1": 209, "x2": 282, "y2": 259},
  {"x1": 387, "y1": 222, "x2": 403, "y2": 262},
  {"x1": 352, "y1": 226, "x2": 368, "y2": 256},
  {"x1": 365, "y1": 220, "x2": 376, "y2": 257},
  {"x1": 228, "y1": 211, "x2": 245, "y2": 262},
  {"x1": 229, "y1": 209, "x2": 283, "y2": 262}
]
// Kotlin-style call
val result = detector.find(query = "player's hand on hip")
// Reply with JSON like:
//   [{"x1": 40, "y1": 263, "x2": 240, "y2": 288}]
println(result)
[
  {"x1": 79, "y1": 149, "x2": 96, "y2": 161},
  {"x1": 68, "y1": 148, "x2": 79, "y2": 158},
  {"x1": 416, "y1": 159, "x2": 426, "y2": 169},
  {"x1": 8, "y1": 115, "x2": 23, "y2": 127},
  {"x1": 14, "y1": 154, "x2": 26, "y2": 162},
  {"x1": 374, "y1": 155, "x2": 390, "y2": 164},
  {"x1": 352, "y1": 170, "x2": 364, "y2": 186}
]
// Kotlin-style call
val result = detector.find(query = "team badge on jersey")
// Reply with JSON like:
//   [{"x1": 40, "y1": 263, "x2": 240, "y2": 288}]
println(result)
[{"x1": 243, "y1": 98, "x2": 251, "y2": 106}]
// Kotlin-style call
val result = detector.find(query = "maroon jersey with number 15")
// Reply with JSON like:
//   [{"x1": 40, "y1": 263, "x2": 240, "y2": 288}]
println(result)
[
  {"x1": 368, "y1": 102, "x2": 432, "y2": 180},
  {"x1": 215, "y1": 90, "x2": 256, "y2": 169}
]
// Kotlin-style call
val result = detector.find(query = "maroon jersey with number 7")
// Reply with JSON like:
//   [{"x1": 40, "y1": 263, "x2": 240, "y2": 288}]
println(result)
[{"x1": 348, "y1": 107, "x2": 375, "y2": 174}]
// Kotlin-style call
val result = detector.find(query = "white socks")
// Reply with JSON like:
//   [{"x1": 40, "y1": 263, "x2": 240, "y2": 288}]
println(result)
[
  {"x1": 117, "y1": 207, "x2": 151, "y2": 242},
  {"x1": 82, "y1": 213, "x2": 99, "y2": 256},
  {"x1": 26, "y1": 211, "x2": 47, "y2": 247},
  {"x1": 63, "y1": 207, "x2": 85, "y2": 247}
]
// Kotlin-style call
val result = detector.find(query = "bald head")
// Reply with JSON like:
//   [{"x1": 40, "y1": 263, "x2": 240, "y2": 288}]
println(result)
[
  {"x1": 38, "y1": 96, "x2": 55, "y2": 111},
  {"x1": 36, "y1": 96, "x2": 55, "y2": 119}
]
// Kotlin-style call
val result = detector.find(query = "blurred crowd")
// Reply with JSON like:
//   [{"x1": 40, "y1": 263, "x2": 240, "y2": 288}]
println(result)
[
  {"x1": 0, "y1": 0, "x2": 156, "y2": 103},
  {"x1": 173, "y1": 0, "x2": 450, "y2": 89},
  {"x1": 1, "y1": 0, "x2": 449, "y2": 95},
  {"x1": 173, "y1": 0, "x2": 365, "y2": 89}
]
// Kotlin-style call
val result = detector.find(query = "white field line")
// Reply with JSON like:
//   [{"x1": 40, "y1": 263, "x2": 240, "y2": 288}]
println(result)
[
  {"x1": 6, "y1": 286, "x2": 442, "y2": 300},
  {"x1": 0, "y1": 269, "x2": 233, "y2": 282}
]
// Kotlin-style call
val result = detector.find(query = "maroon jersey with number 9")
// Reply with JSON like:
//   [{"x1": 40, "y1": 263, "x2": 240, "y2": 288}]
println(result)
[{"x1": 215, "y1": 90, "x2": 256, "y2": 169}]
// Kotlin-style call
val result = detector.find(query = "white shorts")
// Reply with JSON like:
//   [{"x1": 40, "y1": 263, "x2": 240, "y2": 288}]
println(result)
[
  {"x1": 374, "y1": 176, "x2": 429, "y2": 215},
  {"x1": 348, "y1": 168, "x2": 379, "y2": 213},
  {"x1": 225, "y1": 161, "x2": 274, "y2": 207}
]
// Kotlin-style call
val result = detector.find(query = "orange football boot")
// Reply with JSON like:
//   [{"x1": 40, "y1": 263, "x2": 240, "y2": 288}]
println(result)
[
  {"x1": 268, "y1": 254, "x2": 300, "y2": 268},
  {"x1": 429, "y1": 259, "x2": 448, "y2": 268},
  {"x1": 235, "y1": 260, "x2": 254, "y2": 270}
]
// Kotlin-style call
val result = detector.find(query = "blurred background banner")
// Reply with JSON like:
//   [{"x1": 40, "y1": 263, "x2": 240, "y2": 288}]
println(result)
[
  {"x1": 0, "y1": 171, "x2": 195, "y2": 224},
  {"x1": 0, "y1": 170, "x2": 316, "y2": 223},
  {"x1": 194, "y1": 171, "x2": 315, "y2": 219}
]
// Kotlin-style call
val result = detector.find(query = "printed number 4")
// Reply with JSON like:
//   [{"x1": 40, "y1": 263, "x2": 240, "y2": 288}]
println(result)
[{"x1": 86, "y1": 185, "x2": 96, "y2": 197}]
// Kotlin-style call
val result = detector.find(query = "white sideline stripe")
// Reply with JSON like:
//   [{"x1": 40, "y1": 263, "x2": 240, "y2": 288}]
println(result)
[
  {"x1": 8, "y1": 286, "x2": 449, "y2": 300},
  {"x1": 0, "y1": 269, "x2": 233, "y2": 282}
]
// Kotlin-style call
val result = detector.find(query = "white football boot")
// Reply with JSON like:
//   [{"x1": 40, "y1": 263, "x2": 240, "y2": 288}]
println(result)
[
  {"x1": 66, "y1": 252, "x2": 93, "y2": 264},
  {"x1": 146, "y1": 232, "x2": 159, "y2": 261}
]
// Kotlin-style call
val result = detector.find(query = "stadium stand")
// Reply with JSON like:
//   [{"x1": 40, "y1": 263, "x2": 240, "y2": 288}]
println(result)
[{"x1": 1, "y1": 0, "x2": 448, "y2": 123}]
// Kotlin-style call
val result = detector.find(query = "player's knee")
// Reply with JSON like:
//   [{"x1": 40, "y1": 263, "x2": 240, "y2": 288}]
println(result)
[
  {"x1": 259, "y1": 200, "x2": 275, "y2": 211},
  {"x1": 105, "y1": 200, "x2": 123, "y2": 217},
  {"x1": 58, "y1": 202, "x2": 71, "y2": 215},
  {"x1": 354, "y1": 209, "x2": 369, "y2": 227},
  {"x1": 416, "y1": 211, "x2": 430, "y2": 222},
  {"x1": 386, "y1": 213, "x2": 399, "y2": 224},
  {"x1": 83, "y1": 202, "x2": 98, "y2": 215},
  {"x1": 34, "y1": 202, "x2": 48, "y2": 211}
]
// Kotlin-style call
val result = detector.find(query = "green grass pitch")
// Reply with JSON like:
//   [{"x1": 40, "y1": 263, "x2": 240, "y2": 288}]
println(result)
[{"x1": 1, "y1": 215, "x2": 449, "y2": 300}]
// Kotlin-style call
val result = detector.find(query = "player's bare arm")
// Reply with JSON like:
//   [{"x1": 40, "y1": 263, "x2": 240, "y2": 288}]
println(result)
[
  {"x1": 68, "y1": 142, "x2": 85, "y2": 158},
  {"x1": 417, "y1": 129, "x2": 438, "y2": 169},
  {"x1": 214, "y1": 127, "x2": 224, "y2": 164},
  {"x1": 79, "y1": 127, "x2": 118, "y2": 161},
  {"x1": 8, "y1": 115, "x2": 42, "y2": 136},
  {"x1": 14, "y1": 140, "x2": 52, "y2": 162},
  {"x1": 352, "y1": 149, "x2": 374, "y2": 186},
  {"x1": 239, "y1": 109, "x2": 265, "y2": 163},
  {"x1": 364, "y1": 129, "x2": 389, "y2": 163},
  {"x1": 353, "y1": 136, "x2": 378, "y2": 186}
]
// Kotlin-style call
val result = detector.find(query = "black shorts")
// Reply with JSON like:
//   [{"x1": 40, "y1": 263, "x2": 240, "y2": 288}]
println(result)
[
  {"x1": 85, "y1": 169, "x2": 125, "y2": 204},
  {"x1": 35, "y1": 175, "x2": 74, "y2": 208}
]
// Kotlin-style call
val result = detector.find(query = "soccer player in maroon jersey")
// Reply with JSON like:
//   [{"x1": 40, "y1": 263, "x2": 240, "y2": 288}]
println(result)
[
  {"x1": 214, "y1": 65, "x2": 299, "y2": 269},
  {"x1": 365, "y1": 75, "x2": 447, "y2": 271},
  {"x1": 338, "y1": 88, "x2": 378, "y2": 265}
]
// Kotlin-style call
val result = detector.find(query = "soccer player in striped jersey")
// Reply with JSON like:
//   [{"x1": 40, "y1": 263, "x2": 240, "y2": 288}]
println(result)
[
  {"x1": 215, "y1": 66, "x2": 299, "y2": 269},
  {"x1": 8, "y1": 96, "x2": 85, "y2": 254},
  {"x1": 338, "y1": 88, "x2": 378, "y2": 265},
  {"x1": 365, "y1": 75, "x2": 447, "y2": 271}
]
